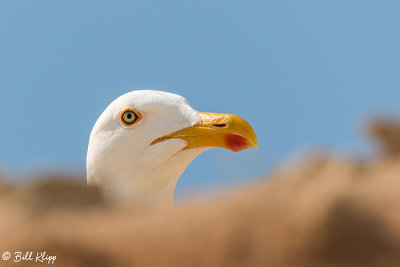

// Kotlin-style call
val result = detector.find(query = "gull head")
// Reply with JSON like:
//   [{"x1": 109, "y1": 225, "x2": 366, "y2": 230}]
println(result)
[{"x1": 87, "y1": 90, "x2": 257, "y2": 207}]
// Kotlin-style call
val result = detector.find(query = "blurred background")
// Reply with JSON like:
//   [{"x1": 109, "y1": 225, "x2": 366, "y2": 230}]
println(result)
[
  {"x1": 1, "y1": 0, "x2": 400, "y2": 197},
  {"x1": 2, "y1": 2, "x2": 400, "y2": 267}
]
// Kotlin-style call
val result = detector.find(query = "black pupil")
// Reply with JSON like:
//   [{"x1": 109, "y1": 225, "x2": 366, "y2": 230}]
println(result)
[{"x1": 124, "y1": 111, "x2": 136, "y2": 124}]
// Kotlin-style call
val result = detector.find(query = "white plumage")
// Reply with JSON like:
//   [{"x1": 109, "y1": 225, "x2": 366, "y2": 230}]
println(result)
[{"x1": 87, "y1": 90, "x2": 257, "y2": 207}]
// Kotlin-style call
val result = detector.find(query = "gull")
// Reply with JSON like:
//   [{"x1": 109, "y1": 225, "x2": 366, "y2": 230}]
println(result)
[{"x1": 87, "y1": 90, "x2": 258, "y2": 207}]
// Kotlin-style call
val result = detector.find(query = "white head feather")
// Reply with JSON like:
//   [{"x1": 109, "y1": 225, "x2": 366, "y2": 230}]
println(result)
[
  {"x1": 87, "y1": 90, "x2": 207, "y2": 206},
  {"x1": 87, "y1": 90, "x2": 257, "y2": 208}
]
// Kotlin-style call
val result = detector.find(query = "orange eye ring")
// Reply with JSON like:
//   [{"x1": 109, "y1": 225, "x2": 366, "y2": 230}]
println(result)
[{"x1": 120, "y1": 108, "x2": 141, "y2": 126}]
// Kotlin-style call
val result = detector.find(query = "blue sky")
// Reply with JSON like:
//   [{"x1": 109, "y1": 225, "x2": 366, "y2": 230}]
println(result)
[{"x1": 1, "y1": 1, "x2": 399, "y2": 195}]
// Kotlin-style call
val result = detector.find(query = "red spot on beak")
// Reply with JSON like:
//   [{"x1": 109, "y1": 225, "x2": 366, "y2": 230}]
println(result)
[{"x1": 224, "y1": 134, "x2": 249, "y2": 152}]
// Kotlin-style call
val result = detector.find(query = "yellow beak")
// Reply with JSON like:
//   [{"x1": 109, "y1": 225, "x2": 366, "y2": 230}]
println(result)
[{"x1": 152, "y1": 112, "x2": 258, "y2": 152}]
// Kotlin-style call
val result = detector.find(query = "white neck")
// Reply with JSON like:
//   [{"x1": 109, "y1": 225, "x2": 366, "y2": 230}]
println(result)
[{"x1": 88, "y1": 147, "x2": 208, "y2": 208}]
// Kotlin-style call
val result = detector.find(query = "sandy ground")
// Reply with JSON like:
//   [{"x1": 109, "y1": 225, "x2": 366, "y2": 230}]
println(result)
[{"x1": 0, "y1": 120, "x2": 400, "y2": 267}]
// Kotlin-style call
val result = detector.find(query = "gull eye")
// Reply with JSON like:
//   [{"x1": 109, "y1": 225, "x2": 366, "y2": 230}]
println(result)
[{"x1": 121, "y1": 108, "x2": 141, "y2": 126}]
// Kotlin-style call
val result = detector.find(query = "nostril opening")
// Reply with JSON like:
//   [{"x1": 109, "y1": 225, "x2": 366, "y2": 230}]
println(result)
[{"x1": 213, "y1": 123, "x2": 227, "y2": 128}]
